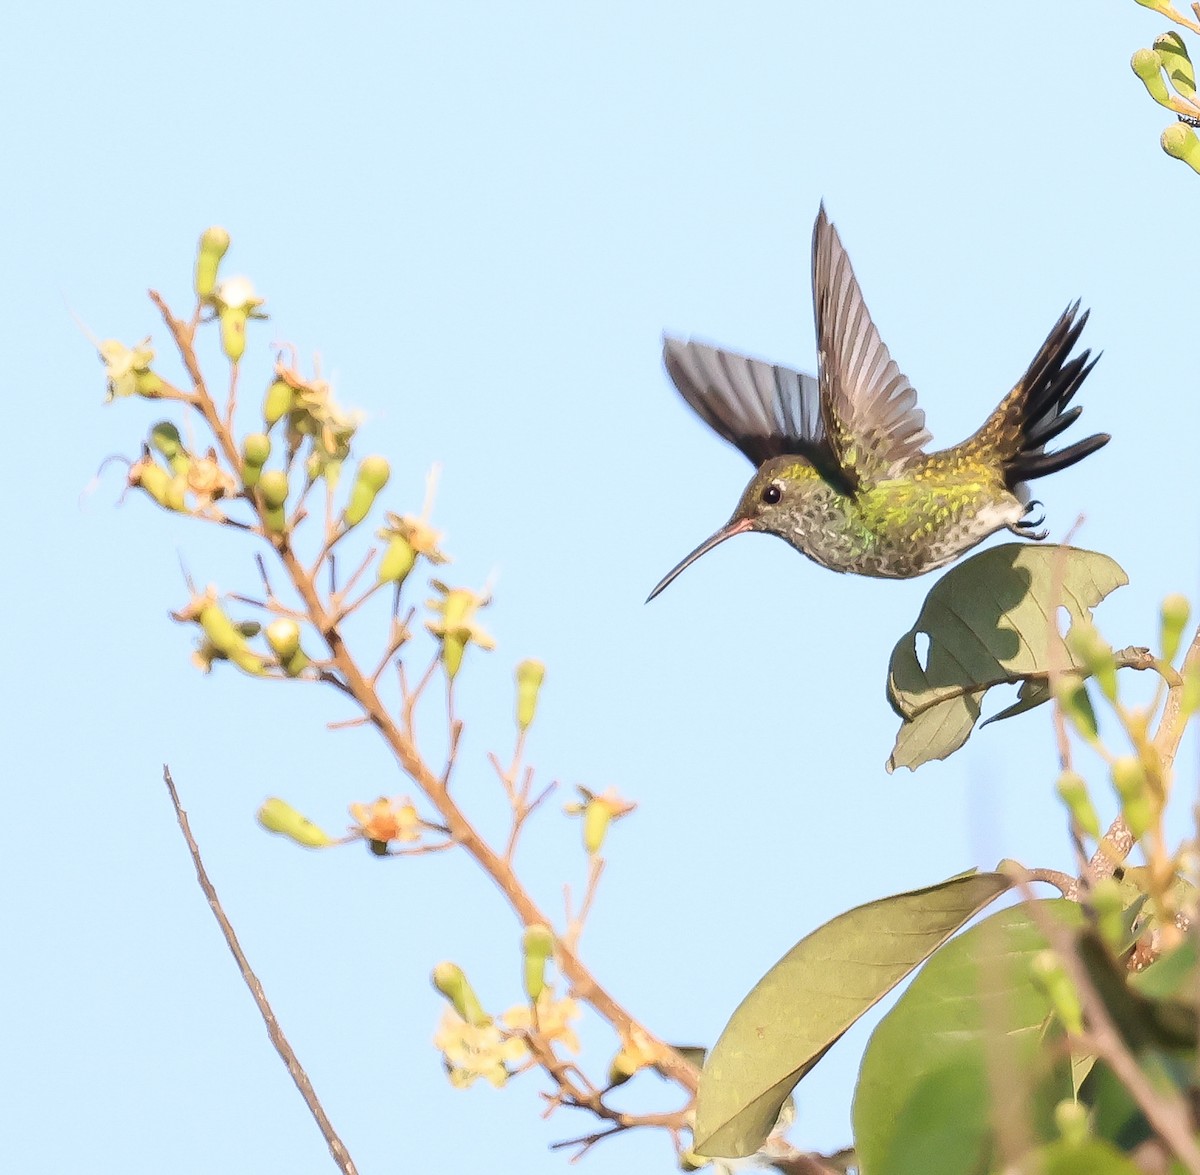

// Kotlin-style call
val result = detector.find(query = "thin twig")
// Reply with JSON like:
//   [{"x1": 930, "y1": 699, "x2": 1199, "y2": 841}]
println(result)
[{"x1": 161, "y1": 765, "x2": 359, "y2": 1175}]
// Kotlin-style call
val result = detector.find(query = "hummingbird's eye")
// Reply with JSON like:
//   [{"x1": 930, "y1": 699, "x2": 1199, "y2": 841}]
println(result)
[{"x1": 761, "y1": 483, "x2": 782, "y2": 505}]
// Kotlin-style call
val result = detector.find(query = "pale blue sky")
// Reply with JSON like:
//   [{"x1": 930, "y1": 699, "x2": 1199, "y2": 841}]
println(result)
[{"x1": 4, "y1": 4, "x2": 1198, "y2": 1173}]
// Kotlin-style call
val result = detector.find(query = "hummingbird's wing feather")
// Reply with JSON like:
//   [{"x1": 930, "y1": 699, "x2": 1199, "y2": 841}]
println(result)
[
  {"x1": 661, "y1": 337, "x2": 856, "y2": 493},
  {"x1": 811, "y1": 206, "x2": 932, "y2": 485}
]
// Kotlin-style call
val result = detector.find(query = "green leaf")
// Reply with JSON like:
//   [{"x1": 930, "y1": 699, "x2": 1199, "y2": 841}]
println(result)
[
  {"x1": 887, "y1": 544, "x2": 1127, "y2": 772},
  {"x1": 853, "y1": 900, "x2": 1082, "y2": 1175},
  {"x1": 692, "y1": 871, "x2": 1012, "y2": 1158}
]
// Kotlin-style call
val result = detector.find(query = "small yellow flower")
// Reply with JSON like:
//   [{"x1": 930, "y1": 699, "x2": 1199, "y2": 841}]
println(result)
[
  {"x1": 425, "y1": 582, "x2": 496, "y2": 677},
  {"x1": 563, "y1": 786, "x2": 637, "y2": 854},
  {"x1": 186, "y1": 449, "x2": 237, "y2": 510},
  {"x1": 503, "y1": 990, "x2": 581, "y2": 1055},
  {"x1": 348, "y1": 796, "x2": 421, "y2": 845},
  {"x1": 608, "y1": 1026, "x2": 659, "y2": 1086},
  {"x1": 378, "y1": 511, "x2": 450, "y2": 565},
  {"x1": 433, "y1": 1009, "x2": 528, "y2": 1089},
  {"x1": 100, "y1": 338, "x2": 161, "y2": 400}
]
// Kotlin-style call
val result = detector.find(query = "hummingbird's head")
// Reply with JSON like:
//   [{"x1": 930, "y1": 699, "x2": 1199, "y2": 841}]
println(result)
[{"x1": 646, "y1": 457, "x2": 820, "y2": 601}]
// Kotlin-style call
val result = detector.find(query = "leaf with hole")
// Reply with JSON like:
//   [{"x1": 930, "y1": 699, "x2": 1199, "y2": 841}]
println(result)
[{"x1": 887, "y1": 544, "x2": 1127, "y2": 772}]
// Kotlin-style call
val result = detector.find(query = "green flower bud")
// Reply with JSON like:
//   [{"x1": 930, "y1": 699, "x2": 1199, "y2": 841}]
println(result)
[
  {"x1": 256, "y1": 797, "x2": 335, "y2": 847},
  {"x1": 1031, "y1": 950, "x2": 1084, "y2": 1034},
  {"x1": 1112, "y1": 756, "x2": 1153, "y2": 838},
  {"x1": 1090, "y1": 876, "x2": 1126, "y2": 949},
  {"x1": 1055, "y1": 677, "x2": 1098, "y2": 742},
  {"x1": 431, "y1": 961, "x2": 489, "y2": 1026},
  {"x1": 194, "y1": 227, "x2": 231, "y2": 302},
  {"x1": 257, "y1": 469, "x2": 290, "y2": 534},
  {"x1": 521, "y1": 923, "x2": 554, "y2": 1003},
  {"x1": 134, "y1": 368, "x2": 166, "y2": 398},
  {"x1": 343, "y1": 456, "x2": 391, "y2": 527},
  {"x1": 1067, "y1": 621, "x2": 1117, "y2": 701},
  {"x1": 515, "y1": 659, "x2": 546, "y2": 731},
  {"x1": 265, "y1": 618, "x2": 311, "y2": 677},
  {"x1": 442, "y1": 632, "x2": 467, "y2": 679},
  {"x1": 235, "y1": 620, "x2": 262, "y2": 638},
  {"x1": 165, "y1": 473, "x2": 188, "y2": 512},
  {"x1": 679, "y1": 1151, "x2": 709, "y2": 1172},
  {"x1": 199, "y1": 602, "x2": 247, "y2": 656},
  {"x1": 220, "y1": 306, "x2": 249, "y2": 363},
  {"x1": 1162, "y1": 122, "x2": 1200, "y2": 174},
  {"x1": 583, "y1": 798, "x2": 612, "y2": 855},
  {"x1": 215, "y1": 277, "x2": 264, "y2": 364},
  {"x1": 265, "y1": 618, "x2": 301, "y2": 661},
  {"x1": 129, "y1": 459, "x2": 174, "y2": 509},
  {"x1": 1132, "y1": 48, "x2": 1172, "y2": 107},
  {"x1": 1053, "y1": 1099, "x2": 1090, "y2": 1146},
  {"x1": 1155, "y1": 32, "x2": 1196, "y2": 97},
  {"x1": 263, "y1": 379, "x2": 294, "y2": 427},
  {"x1": 149, "y1": 421, "x2": 189, "y2": 474},
  {"x1": 228, "y1": 646, "x2": 267, "y2": 676},
  {"x1": 238, "y1": 432, "x2": 270, "y2": 487},
  {"x1": 1160, "y1": 594, "x2": 1191, "y2": 663},
  {"x1": 1056, "y1": 770, "x2": 1100, "y2": 839},
  {"x1": 378, "y1": 535, "x2": 418, "y2": 585}
]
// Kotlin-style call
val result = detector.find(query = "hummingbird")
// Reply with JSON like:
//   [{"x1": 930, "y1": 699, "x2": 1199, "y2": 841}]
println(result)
[{"x1": 647, "y1": 206, "x2": 1109, "y2": 600}]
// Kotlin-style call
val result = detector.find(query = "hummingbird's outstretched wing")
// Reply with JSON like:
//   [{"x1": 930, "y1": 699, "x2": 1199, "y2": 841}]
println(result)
[
  {"x1": 811, "y1": 205, "x2": 932, "y2": 485},
  {"x1": 661, "y1": 337, "x2": 857, "y2": 494}
]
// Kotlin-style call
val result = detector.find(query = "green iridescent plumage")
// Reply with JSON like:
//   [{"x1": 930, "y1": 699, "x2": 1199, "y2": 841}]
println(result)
[{"x1": 648, "y1": 206, "x2": 1108, "y2": 598}]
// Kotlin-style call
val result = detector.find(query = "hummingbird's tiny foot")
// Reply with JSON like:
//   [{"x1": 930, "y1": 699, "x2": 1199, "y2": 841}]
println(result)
[{"x1": 1008, "y1": 500, "x2": 1048, "y2": 541}]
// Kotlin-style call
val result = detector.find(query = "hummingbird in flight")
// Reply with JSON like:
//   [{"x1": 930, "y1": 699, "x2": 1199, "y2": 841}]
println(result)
[{"x1": 647, "y1": 206, "x2": 1108, "y2": 600}]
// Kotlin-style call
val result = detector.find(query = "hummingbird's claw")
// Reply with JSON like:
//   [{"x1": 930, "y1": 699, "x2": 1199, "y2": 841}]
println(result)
[{"x1": 1009, "y1": 500, "x2": 1048, "y2": 541}]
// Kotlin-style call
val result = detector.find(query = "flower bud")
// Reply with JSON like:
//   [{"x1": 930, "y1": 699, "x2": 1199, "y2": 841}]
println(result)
[
  {"x1": 1111, "y1": 756, "x2": 1152, "y2": 839},
  {"x1": 1155, "y1": 31, "x2": 1196, "y2": 97},
  {"x1": 241, "y1": 433, "x2": 271, "y2": 489},
  {"x1": 1067, "y1": 620, "x2": 1117, "y2": 701},
  {"x1": 1053, "y1": 1099, "x2": 1090, "y2": 1146},
  {"x1": 515, "y1": 659, "x2": 546, "y2": 731},
  {"x1": 343, "y1": 455, "x2": 391, "y2": 528},
  {"x1": 521, "y1": 923, "x2": 554, "y2": 1003},
  {"x1": 263, "y1": 379, "x2": 294, "y2": 427},
  {"x1": 266, "y1": 618, "x2": 310, "y2": 677},
  {"x1": 431, "y1": 961, "x2": 489, "y2": 1026},
  {"x1": 1054, "y1": 677, "x2": 1098, "y2": 742},
  {"x1": 194, "y1": 227, "x2": 231, "y2": 302},
  {"x1": 256, "y1": 797, "x2": 335, "y2": 847},
  {"x1": 442, "y1": 632, "x2": 467, "y2": 679},
  {"x1": 1056, "y1": 770, "x2": 1099, "y2": 839},
  {"x1": 1160, "y1": 594, "x2": 1191, "y2": 664},
  {"x1": 1030, "y1": 950, "x2": 1083, "y2": 1034},
  {"x1": 1162, "y1": 122, "x2": 1200, "y2": 174},
  {"x1": 215, "y1": 276, "x2": 264, "y2": 364},
  {"x1": 377, "y1": 535, "x2": 417, "y2": 585},
  {"x1": 257, "y1": 469, "x2": 290, "y2": 534},
  {"x1": 1131, "y1": 48, "x2": 1172, "y2": 107},
  {"x1": 129, "y1": 457, "x2": 175, "y2": 509},
  {"x1": 149, "y1": 421, "x2": 189, "y2": 474},
  {"x1": 583, "y1": 798, "x2": 612, "y2": 855},
  {"x1": 265, "y1": 618, "x2": 300, "y2": 661},
  {"x1": 165, "y1": 473, "x2": 189, "y2": 513}
]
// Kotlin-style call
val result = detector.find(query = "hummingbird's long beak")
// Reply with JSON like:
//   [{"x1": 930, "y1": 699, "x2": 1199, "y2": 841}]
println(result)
[{"x1": 645, "y1": 518, "x2": 753, "y2": 602}]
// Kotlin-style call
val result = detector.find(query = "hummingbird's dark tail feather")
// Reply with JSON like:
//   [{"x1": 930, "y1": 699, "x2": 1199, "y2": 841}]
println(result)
[{"x1": 974, "y1": 302, "x2": 1109, "y2": 488}]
